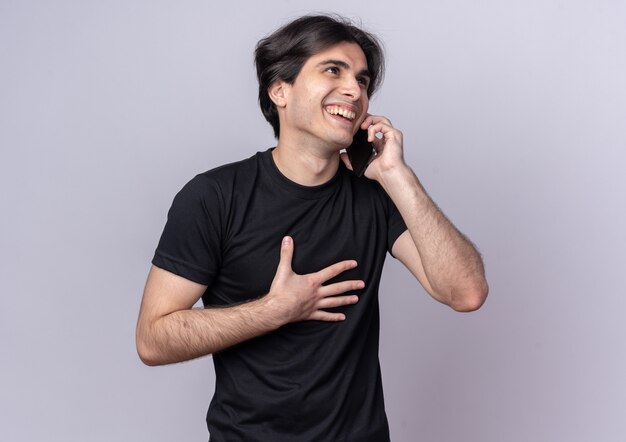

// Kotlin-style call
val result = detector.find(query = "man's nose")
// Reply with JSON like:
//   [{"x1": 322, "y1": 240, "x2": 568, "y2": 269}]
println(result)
[{"x1": 340, "y1": 77, "x2": 362, "y2": 101}]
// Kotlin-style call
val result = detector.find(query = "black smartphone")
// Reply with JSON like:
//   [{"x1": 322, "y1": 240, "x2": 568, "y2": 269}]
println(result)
[{"x1": 346, "y1": 129, "x2": 376, "y2": 177}]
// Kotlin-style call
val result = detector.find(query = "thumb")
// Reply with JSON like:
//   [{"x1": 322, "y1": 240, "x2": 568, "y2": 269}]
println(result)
[
  {"x1": 276, "y1": 236, "x2": 294, "y2": 274},
  {"x1": 340, "y1": 152, "x2": 353, "y2": 171}
]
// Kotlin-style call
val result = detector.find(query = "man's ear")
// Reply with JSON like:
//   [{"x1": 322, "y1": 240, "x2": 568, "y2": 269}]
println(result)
[{"x1": 268, "y1": 80, "x2": 289, "y2": 108}]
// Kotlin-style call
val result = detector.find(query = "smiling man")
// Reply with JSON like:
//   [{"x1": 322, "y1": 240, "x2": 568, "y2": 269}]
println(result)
[{"x1": 136, "y1": 14, "x2": 488, "y2": 442}]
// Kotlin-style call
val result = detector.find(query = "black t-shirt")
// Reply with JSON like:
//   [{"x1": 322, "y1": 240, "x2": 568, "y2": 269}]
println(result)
[{"x1": 153, "y1": 149, "x2": 407, "y2": 442}]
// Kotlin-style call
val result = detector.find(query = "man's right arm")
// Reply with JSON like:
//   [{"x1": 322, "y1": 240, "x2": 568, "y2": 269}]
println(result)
[{"x1": 136, "y1": 236, "x2": 363, "y2": 366}]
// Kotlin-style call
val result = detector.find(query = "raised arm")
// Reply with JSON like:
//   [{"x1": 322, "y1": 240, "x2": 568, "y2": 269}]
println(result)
[
  {"x1": 341, "y1": 115, "x2": 488, "y2": 311},
  {"x1": 136, "y1": 236, "x2": 362, "y2": 365}
]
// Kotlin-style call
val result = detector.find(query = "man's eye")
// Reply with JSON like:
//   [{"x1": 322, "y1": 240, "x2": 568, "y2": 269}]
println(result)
[
  {"x1": 357, "y1": 77, "x2": 370, "y2": 88},
  {"x1": 326, "y1": 67, "x2": 339, "y2": 74}
]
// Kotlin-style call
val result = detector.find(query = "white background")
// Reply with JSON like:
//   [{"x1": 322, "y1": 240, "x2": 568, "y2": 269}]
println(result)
[{"x1": 1, "y1": 0, "x2": 625, "y2": 440}]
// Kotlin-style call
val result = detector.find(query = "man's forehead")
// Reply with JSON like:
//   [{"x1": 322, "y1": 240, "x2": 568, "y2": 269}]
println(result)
[{"x1": 307, "y1": 42, "x2": 368, "y2": 71}]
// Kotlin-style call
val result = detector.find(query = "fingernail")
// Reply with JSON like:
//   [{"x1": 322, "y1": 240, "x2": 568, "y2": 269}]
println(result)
[{"x1": 282, "y1": 236, "x2": 291, "y2": 245}]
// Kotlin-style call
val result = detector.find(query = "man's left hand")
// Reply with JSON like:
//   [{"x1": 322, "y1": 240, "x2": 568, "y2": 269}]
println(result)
[{"x1": 341, "y1": 114, "x2": 406, "y2": 181}]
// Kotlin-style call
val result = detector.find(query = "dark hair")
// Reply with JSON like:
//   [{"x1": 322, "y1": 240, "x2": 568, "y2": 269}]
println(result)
[{"x1": 254, "y1": 14, "x2": 385, "y2": 138}]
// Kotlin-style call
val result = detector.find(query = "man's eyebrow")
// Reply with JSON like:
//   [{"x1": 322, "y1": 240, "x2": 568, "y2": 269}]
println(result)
[{"x1": 316, "y1": 59, "x2": 371, "y2": 79}]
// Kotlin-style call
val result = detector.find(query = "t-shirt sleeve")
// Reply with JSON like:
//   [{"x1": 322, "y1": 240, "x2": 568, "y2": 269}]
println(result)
[
  {"x1": 152, "y1": 174, "x2": 223, "y2": 286},
  {"x1": 387, "y1": 204, "x2": 407, "y2": 254},
  {"x1": 380, "y1": 187, "x2": 408, "y2": 255}
]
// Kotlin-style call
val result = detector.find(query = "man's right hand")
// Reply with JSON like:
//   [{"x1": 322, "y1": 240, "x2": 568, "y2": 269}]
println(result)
[
  {"x1": 136, "y1": 236, "x2": 362, "y2": 365},
  {"x1": 266, "y1": 236, "x2": 362, "y2": 324}
]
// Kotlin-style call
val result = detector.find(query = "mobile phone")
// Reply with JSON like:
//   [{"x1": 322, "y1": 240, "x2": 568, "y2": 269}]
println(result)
[{"x1": 346, "y1": 129, "x2": 376, "y2": 177}]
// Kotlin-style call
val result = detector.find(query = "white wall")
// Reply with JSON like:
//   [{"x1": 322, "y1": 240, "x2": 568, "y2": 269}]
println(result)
[{"x1": 1, "y1": 1, "x2": 625, "y2": 440}]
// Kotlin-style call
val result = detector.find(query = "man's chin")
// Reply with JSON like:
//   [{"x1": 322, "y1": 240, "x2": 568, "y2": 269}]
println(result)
[
  {"x1": 333, "y1": 140, "x2": 352, "y2": 151},
  {"x1": 336, "y1": 132, "x2": 357, "y2": 148}
]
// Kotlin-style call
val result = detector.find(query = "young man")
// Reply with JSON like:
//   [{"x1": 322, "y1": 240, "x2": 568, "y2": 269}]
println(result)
[{"x1": 136, "y1": 15, "x2": 488, "y2": 441}]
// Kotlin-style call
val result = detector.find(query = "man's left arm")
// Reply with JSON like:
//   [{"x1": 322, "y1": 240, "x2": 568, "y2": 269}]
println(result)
[{"x1": 342, "y1": 115, "x2": 488, "y2": 311}]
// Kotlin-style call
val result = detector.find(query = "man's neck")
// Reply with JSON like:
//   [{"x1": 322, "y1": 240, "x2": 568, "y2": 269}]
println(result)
[{"x1": 272, "y1": 139, "x2": 341, "y2": 187}]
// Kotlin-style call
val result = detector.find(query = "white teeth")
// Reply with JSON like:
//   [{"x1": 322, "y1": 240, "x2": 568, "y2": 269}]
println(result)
[{"x1": 326, "y1": 106, "x2": 356, "y2": 120}]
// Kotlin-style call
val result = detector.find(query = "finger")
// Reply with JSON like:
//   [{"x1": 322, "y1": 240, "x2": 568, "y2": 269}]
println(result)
[
  {"x1": 317, "y1": 294, "x2": 359, "y2": 309},
  {"x1": 367, "y1": 125, "x2": 381, "y2": 145},
  {"x1": 360, "y1": 114, "x2": 374, "y2": 129},
  {"x1": 367, "y1": 125, "x2": 402, "y2": 148},
  {"x1": 308, "y1": 310, "x2": 347, "y2": 322},
  {"x1": 339, "y1": 152, "x2": 353, "y2": 171},
  {"x1": 361, "y1": 114, "x2": 392, "y2": 130},
  {"x1": 319, "y1": 280, "x2": 364, "y2": 297},
  {"x1": 367, "y1": 121, "x2": 399, "y2": 137},
  {"x1": 276, "y1": 236, "x2": 294, "y2": 274},
  {"x1": 315, "y1": 260, "x2": 358, "y2": 283}
]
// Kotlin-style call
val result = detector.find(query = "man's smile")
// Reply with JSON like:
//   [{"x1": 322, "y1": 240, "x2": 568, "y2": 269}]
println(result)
[{"x1": 324, "y1": 105, "x2": 357, "y2": 121}]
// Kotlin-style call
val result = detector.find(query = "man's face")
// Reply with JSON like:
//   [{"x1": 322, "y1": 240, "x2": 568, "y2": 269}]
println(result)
[{"x1": 276, "y1": 41, "x2": 371, "y2": 152}]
